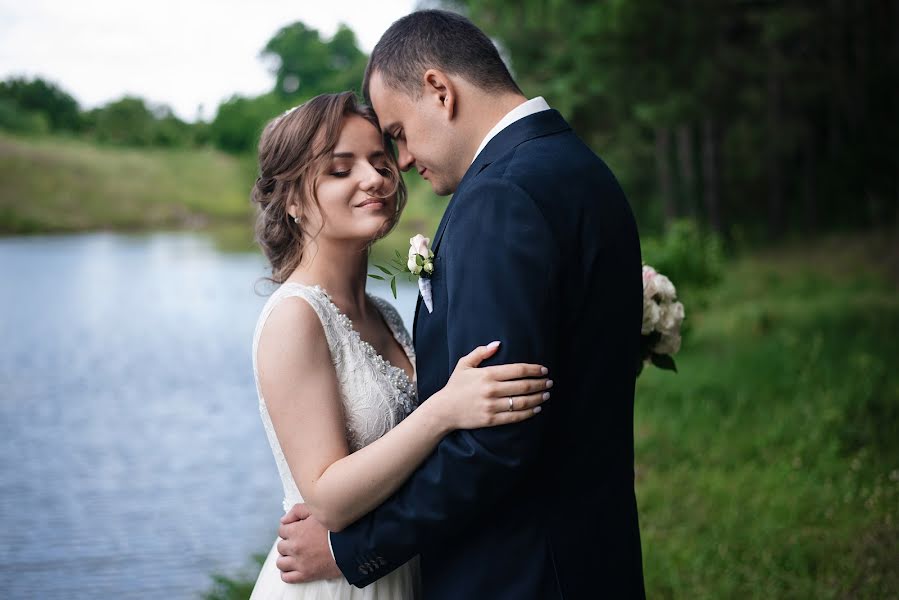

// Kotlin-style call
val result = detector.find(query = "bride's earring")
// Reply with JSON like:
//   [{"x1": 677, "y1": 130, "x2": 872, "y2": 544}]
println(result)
[{"x1": 293, "y1": 215, "x2": 301, "y2": 224}]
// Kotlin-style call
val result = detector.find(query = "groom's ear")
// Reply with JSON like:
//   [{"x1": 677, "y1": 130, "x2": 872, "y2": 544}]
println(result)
[{"x1": 422, "y1": 69, "x2": 456, "y2": 120}]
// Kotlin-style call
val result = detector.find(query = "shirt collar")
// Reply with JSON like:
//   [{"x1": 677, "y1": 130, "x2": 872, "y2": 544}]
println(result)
[{"x1": 471, "y1": 96, "x2": 551, "y2": 164}]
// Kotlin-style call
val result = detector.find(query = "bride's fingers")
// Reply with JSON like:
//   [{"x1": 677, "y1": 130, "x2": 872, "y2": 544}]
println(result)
[
  {"x1": 491, "y1": 377, "x2": 553, "y2": 398},
  {"x1": 494, "y1": 391, "x2": 550, "y2": 414},
  {"x1": 487, "y1": 402, "x2": 545, "y2": 425},
  {"x1": 457, "y1": 340, "x2": 501, "y2": 369},
  {"x1": 482, "y1": 362, "x2": 548, "y2": 381}
]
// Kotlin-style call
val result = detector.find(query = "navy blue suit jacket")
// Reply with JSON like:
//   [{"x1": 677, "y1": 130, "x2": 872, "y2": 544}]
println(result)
[{"x1": 331, "y1": 109, "x2": 646, "y2": 599}]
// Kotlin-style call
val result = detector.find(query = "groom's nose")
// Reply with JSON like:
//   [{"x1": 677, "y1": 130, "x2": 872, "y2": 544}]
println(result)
[{"x1": 396, "y1": 141, "x2": 415, "y2": 171}]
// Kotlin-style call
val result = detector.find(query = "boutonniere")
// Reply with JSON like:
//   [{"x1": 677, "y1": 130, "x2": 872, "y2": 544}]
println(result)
[{"x1": 369, "y1": 234, "x2": 435, "y2": 313}]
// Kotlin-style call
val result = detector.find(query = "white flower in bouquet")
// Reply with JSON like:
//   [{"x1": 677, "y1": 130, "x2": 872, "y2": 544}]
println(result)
[
  {"x1": 654, "y1": 274, "x2": 677, "y2": 302},
  {"x1": 642, "y1": 297, "x2": 660, "y2": 335},
  {"x1": 654, "y1": 331, "x2": 682, "y2": 355},
  {"x1": 658, "y1": 300, "x2": 685, "y2": 335},
  {"x1": 639, "y1": 264, "x2": 685, "y2": 375}
]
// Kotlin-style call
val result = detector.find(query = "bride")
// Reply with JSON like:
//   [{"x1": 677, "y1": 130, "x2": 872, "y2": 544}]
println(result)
[{"x1": 249, "y1": 92, "x2": 551, "y2": 599}]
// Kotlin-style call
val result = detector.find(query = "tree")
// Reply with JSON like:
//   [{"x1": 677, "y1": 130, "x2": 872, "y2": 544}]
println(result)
[
  {"x1": 90, "y1": 97, "x2": 156, "y2": 146},
  {"x1": 261, "y1": 22, "x2": 367, "y2": 99},
  {"x1": 0, "y1": 77, "x2": 81, "y2": 132}
]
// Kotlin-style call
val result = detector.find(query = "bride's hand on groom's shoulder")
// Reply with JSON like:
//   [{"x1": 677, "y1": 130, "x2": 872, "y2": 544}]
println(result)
[
  {"x1": 426, "y1": 341, "x2": 552, "y2": 432},
  {"x1": 276, "y1": 503, "x2": 342, "y2": 583}
]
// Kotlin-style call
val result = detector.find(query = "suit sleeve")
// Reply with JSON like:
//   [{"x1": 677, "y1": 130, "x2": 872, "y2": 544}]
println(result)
[{"x1": 330, "y1": 178, "x2": 561, "y2": 587}]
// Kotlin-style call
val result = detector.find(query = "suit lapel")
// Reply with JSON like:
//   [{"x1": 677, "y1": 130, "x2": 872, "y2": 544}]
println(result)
[
  {"x1": 412, "y1": 109, "x2": 571, "y2": 342},
  {"x1": 430, "y1": 109, "x2": 570, "y2": 255}
]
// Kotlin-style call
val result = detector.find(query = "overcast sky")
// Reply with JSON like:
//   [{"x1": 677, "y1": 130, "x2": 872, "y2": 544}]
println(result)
[{"x1": 0, "y1": 0, "x2": 417, "y2": 121}]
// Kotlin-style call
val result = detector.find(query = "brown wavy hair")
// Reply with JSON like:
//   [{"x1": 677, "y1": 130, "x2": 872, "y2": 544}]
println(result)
[{"x1": 251, "y1": 92, "x2": 406, "y2": 283}]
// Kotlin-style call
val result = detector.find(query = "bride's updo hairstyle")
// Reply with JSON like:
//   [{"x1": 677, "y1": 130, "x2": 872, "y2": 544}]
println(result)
[{"x1": 251, "y1": 91, "x2": 406, "y2": 283}]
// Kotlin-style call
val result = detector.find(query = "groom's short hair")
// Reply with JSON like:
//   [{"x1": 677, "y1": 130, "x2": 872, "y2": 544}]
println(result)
[{"x1": 362, "y1": 9, "x2": 522, "y2": 103}]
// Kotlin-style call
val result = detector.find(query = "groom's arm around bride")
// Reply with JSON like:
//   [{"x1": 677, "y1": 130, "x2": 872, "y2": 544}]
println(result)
[{"x1": 278, "y1": 10, "x2": 646, "y2": 599}]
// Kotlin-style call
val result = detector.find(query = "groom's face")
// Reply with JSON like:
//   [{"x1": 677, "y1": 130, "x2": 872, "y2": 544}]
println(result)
[{"x1": 368, "y1": 72, "x2": 463, "y2": 196}]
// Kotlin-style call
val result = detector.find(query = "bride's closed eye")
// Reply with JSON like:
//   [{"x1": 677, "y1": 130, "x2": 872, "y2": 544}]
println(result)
[{"x1": 329, "y1": 166, "x2": 391, "y2": 178}]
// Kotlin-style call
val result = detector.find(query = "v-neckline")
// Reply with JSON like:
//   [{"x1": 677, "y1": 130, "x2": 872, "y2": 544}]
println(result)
[{"x1": 285, "y1": 283, "x2": 416, "y2": 387}]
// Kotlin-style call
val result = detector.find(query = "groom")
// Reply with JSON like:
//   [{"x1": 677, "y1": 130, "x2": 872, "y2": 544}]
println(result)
[{"x1": 276, "y1": 10, "x2": 645, "y2": 598}]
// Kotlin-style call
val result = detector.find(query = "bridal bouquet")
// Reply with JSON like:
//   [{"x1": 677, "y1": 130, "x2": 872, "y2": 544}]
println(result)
[{"x1": 639, "y1": 265, "x2": 685, "y2": 375}]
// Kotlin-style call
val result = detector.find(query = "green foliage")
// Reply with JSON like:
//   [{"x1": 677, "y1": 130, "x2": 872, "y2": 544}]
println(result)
[
  {"x1": 209, "y1": 93, "x2": 287, "y2": 154},
  {"x1": 202, "y1": 574, "x2": 255, "y2": 600},
  {"x1": 0, "y1": 99, "x2": 50, "y2": 135},
  {"x1": 202, "y1": 553, "x2": 266, "y2": 600},
  {"x1": 208, "y1": 22, "x2": 368, "y2": 155},
  {"x1": 83, "y1": 97, "x2": 196, "y2": 148},
  {"x1": 635, "y1": 236, "x2": 899, "y2": 597},
  {"x1": 262, "y1": 22, "x2": 367, "y2": 98},
  {"x1": 88, "y1": 96, "x2": 156, "y2": 146},
  {"x1": 0, "y1": 76, "x2": 81, "y2": 132},
  {"x1": 641, "y1": 219, "x2": 725, "y2": 290},
  {"x1": 448, "y1": 0, "x2": 899, "y2": 238}
]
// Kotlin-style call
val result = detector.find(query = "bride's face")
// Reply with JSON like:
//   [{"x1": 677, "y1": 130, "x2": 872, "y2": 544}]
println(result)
[{"x1": 305, "y1": 115, "x2": 398, "y2": 245}]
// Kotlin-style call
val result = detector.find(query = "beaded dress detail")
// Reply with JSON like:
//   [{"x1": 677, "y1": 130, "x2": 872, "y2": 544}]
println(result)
[{"x1": 250, "y1": 282, "x2": 420, "y2": 600}]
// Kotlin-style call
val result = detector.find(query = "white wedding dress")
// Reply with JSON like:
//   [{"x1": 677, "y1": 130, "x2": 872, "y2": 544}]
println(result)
[{"x1": 250, "y1": 282, "x2": 421, "y2": 599}]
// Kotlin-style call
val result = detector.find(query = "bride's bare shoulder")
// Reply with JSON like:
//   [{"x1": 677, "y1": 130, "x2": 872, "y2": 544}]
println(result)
[{"x1": 257, "y1": 294, "x2": 329, "y2": 370}]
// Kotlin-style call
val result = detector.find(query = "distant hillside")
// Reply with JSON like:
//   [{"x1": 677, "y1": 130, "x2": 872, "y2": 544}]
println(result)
[
  {"x1": 0, "y1": 133, "x2": 446, "y2": 254},
  {"x1": 0, "y1": 133, "x2": 256, "y2": 233}
]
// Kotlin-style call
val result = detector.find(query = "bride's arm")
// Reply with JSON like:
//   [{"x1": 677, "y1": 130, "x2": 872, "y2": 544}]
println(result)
[{"x1": 256, "y1": 297, "x2": 549, "y2": 532}]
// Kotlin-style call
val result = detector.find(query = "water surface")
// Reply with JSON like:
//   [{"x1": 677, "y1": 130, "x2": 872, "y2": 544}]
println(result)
[{"x1": 0, "y1": 232, "x2": 417, "y2": 599}]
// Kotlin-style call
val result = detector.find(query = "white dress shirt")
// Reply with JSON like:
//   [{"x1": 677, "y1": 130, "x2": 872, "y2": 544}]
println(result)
[{"x1": 471, "y1": 96, "x2": 551, "y2": 163}]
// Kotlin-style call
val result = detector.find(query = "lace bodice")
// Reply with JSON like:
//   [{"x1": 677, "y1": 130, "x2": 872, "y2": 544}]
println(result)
[{"x1": 251, "y1": 283, "x2": 418, "y2": 511}]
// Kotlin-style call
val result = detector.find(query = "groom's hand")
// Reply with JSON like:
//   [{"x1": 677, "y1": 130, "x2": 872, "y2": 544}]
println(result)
[{"x1": 276, "y1": 503, "x2": 342, "y2": 583}]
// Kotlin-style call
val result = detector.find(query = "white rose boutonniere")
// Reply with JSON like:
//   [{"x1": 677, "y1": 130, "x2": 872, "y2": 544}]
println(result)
[{"x1": 369, "y1": 234, "x2": 436, "y2": 313}]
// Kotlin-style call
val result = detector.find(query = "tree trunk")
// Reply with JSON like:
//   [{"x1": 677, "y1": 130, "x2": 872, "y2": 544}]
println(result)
[
  {"x1": 701, "y1": 118, "x2": 722, "y2": 234},
  {"x1": 655, "y1": 127, "x2": 677, "y2": 225},
  {"x1": 676, "y1": 124, "x2": 697, "y2": 219},
  {"x1": 802, "y1": 135, "x2": 818, "y2": 233},
  {"x1": 766, "y1": 49, "x2": 785, "y2": 239}
]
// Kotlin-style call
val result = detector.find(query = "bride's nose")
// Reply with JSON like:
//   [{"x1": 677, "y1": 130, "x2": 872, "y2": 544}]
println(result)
[{"x1": 358, "y1": 163, "x2": 387, "y2": 193}]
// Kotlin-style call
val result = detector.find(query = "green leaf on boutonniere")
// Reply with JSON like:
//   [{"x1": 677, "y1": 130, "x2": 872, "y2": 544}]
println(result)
[
  {"x1": 375, "y1": 264, "x2": 393, "y2": 276},
  {"x1": 415, "y1": 254, "x2": 424, "y2": 266},
  {"x1": 368, "y1": 274, "x2": 385, "y2": 281},
  {"x1": 390, "y1": 276, "x2": 397, "y2": 298},
  {"x1": 650, "y1": 353, "x2": 678, "y2": 373}
]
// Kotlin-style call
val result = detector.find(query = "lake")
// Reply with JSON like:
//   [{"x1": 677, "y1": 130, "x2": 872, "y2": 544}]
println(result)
[{"x1": 0, "y1": 232, "x2": 419, "y2": 599}]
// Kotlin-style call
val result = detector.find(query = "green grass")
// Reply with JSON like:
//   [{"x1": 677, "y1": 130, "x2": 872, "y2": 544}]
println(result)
[
  {"x1": 635, "y1": 233, "x2": 898, "y2": 598},
  {"x1": 0, "y1": 133, "x2": 258, "y2": 233}
]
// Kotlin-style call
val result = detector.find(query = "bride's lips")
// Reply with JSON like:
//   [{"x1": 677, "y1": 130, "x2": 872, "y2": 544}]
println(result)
[{"x1": 356, "y1": 197, "x2": 387, "y2": 209}]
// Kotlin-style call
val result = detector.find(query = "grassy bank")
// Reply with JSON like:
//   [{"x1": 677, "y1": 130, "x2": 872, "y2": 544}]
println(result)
[
  {"x1": 636, "y1": 233, "x2": 898, "y2": 598},
  {"x1": 206, "y1": 234, "x2": 898, "y2": 599},
  {"x1": 0, "y1": 133, "x2": 261, "y2": 233},
  {"x1": 0, "y1": 133, "x2": 446, "y2": 246}
]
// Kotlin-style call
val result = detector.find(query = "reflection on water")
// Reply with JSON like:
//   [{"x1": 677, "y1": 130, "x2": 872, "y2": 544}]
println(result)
[{"x1": 0, "y1": 232, "x2": 417, "y2": 599}]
